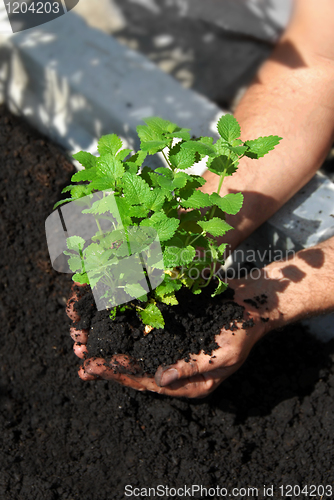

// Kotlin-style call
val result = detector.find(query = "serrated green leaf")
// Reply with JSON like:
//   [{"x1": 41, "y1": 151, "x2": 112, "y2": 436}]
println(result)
[
  {"x1": 71, "y1": 167, "x2": 98, "y2": 183},
  {"x1": 98, "y1": 134, "x2": 122, "y2": 156},
  {"x1": 140, "y1": 212, "x2": 179, "y2": 242},
  {"x1": 72, "y1": 272, "x2": 89, "y2": 284},
  {"x1": 128, "y1": 205, "x2": 149, "y2": 218},
  {"x1": 90, "y1": 178, "x2": 115, "y2": 191},
  {"x1": 125, "y1": 150, "x2": 147, "y2": 175},
  {"x1": 141, "y1": 140, "x2": 169, "y2": 155},
  {"x1": 96, "y1": 154, "x2": 125, "y2": 182},
  {"x1": 173, "y1": 172, "x2": 192, "y2": 190},
  {"x1": 137, "y1": 124, "x2": 162, "y2": 143},
  {"x1": 116, "y1": 148, "x2": 132, "y2": 161},
  {"x1": 138, "y1": 303, "x2": 164, "y2": 329},
  {"x1": 114, "y1": 197, "x2": 133, "y2": 226},
  {"x1": 122, "y1": 172, "x2": 151, "y2": 205},
  {"x1": 155, "y1": 276, "x2": 182, "y2": 297},
  {"x1": 244, "y1": 136, "x2": 282, "y2": 159},
  {"x1": 163, "y1": 244, "x2": 196, "y2": 268},
  {"x1": 67, "y1": 254, "x2": 83, "y2": 273},
  {"x1": 168, "y1": 129, "x2": 191, "y2": 141},
  {"x1": 155, "y1": 167, "x2": 173, "y2": 179},
  {"x1": 124, "y1": 282, "x2": 148, "y2": 299},
  {"x1": 143, "y1": 190, "x2": 165, "y2": 212},
  {"x1": 82, "y1": 193, "x2": 119, "y2": 216},
  {"x1": 198, "y1": 218, "x2": 233, "y2": 237},
  {"x1": 73, "y1": 151, "x2": 97, "y2": 169},
  {"x1": 53, "y1": 198, "x2": 73, "y2": 209},
  {"x1": 217, "y1": 114, "x2": 241, "y2": 143},
  {"x1": 159, "y1": 294, "x2": 179, "y2": 305},
  {"x1": 181, "y1": 190, "x2": 212, "y2": 209},
  {"x1": 210, "y1": 192, "x2": 244, "y2": 215},
  {"x1": 218, "y1": 243, "x2": 228, "y2": 255},
  {"x1": 181, "y1": 141, "x2": 216, "y2": 157},
  {"x1": 207, "y1": 155, "x2": 231, "y2": 175},
  {"x1": 143, "y1": 116, "x2": 177, "y2": 134},
  {"x1": 66, "y1": 235, "x2": 86, "y2": 251},
  {"x1": 169, "y1": 143, "x2": 195, "y2": 170},
  {"x1": 211, "y1": 277, "x2": 228, "y2": 297}
]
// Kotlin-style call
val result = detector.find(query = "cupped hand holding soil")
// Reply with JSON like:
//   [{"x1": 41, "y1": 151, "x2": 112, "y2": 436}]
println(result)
[{"x1": 67, "y1": 278, "x2": 272, "y2": 398}]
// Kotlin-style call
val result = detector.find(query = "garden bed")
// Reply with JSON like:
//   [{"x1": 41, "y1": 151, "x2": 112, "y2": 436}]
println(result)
[{"x1": 1, "y1": 105, "x2": 334, "y2": 500}]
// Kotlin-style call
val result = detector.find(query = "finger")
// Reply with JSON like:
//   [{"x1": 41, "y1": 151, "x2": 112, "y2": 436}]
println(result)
[
  {"x1": 66, "y1": 282, "x2": 86, "y2": 321},
  {"x1": 83, "y1": 357, "x2": 148, "y2": 391},
  {"x1": 78, "y1": 366, "x2": 99, "y2": 381},
  {"x1": 70, "y1": 327, "x2": 88, "y2": 344},
  {"x1": 154, "y1": 347, "x2": 226, "y2": 388},
  {"x1": 83, "y1": 357, "x2": 220, "y2": 398},
  {"x1": 73, "y1": 343, "x2": 88, "y2": 359}
]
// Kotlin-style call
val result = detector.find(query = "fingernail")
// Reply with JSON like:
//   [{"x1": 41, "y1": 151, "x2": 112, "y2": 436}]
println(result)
[{"x1": 157, "y1": 368, "x2": 179, "y2": 387}]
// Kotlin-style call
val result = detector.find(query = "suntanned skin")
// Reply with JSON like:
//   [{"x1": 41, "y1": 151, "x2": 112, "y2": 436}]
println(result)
[{"x1": 69, "y1": 0, "x2": 334, "y2": 398}]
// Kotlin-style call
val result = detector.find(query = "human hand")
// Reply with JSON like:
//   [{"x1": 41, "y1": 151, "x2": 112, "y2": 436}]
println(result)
[{"x1": 67, "y1": 277, "x2": 273, "y2": 398}]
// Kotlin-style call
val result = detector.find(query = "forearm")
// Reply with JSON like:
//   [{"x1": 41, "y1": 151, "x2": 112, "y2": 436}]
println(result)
[
  {"x1": 231, "y1": 236, "x2": 334, "y2": 334},
  {"x1": 203, "y1": 1, "x2": 334, "y2": 249}
]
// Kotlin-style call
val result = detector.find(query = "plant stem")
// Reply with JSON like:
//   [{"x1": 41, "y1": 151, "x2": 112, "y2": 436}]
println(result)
[
  {"x1": 189, "y1": 231, "x2": 205, "y2": 247},
  {"x1": 162, "y1": 149, "x2": 173, "y2": 169}
]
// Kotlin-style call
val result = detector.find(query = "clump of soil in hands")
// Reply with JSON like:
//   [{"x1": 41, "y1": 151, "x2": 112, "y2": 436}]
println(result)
[{"x1": 72, "y1": 284, "x2": 246, "y2": 374}]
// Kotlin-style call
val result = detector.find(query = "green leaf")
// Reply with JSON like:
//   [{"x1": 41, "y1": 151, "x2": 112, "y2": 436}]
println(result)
[
  {"x1": 82, "y1": 194, "x2": 120, "y2": 216},
  {"x1": 217, "y1": 114, "x2": 241, "y2": 143},
  {"x1": 53, "y1": 198, "x2": 73, "y2": 209},
  {"x1": 143, "y1": 190, "x2": 166, "y2": 212},
  {"x1": 66, "y1": 254, "x2": 83, "y2": 273},
  {"x1": 210, "y1": 192, "x2": 244, "y2": 215},
  {"x1": 163, "y1": 244, "x2": 196, "y2": 268},
  {"x1": 73, "y1": 151, "x2": 97, "y2": 169},
  {"x1": 125, "y1": 150, "x2": 147, "y2": 174},
  {"x1": 169, "y1": 143, "x2": 195, "y2": 170},
  {"x1": 140, "y1": 212, "x2": 179, "y2": 242},
  {"x1": 71, "y1": 167, "x2": 98, "y2": 183},
  {"x1": 207, "y1": 155, "x2": 231, "y2": 175},
  {"x1": 155, "y1": 167, "x2": 173, "y2": 179},
  {"x1": 244, "y1": 136, "x2": 282, "y2": 159},
  {"x1": 168, "y1": 128, "x2": 191, "y2": 141},
  {"x1": 72, "y1": 272, "x2": 89, "y2": 285},
  {"x1": 198, "y1": 218, "x2": 233, "y2": 237},
  {"x1": 143, "y1": 116, "x2": 177, "y2": 134},
  {"x1": 97, "y1": 134, "x2": 122, "y2": 156},
  {"x1": 211, "y1": 277, "x2": 228, "y2": 297},
  {"x1": 173, "y1": 172, "x2": 192, "y2": 190},
  {"x1": 96, "y1": 154, "x2": 125, "y2": 182},
  {"x1": 116, "y1": 148, "x2": 132, "y2": 161},
  {"x1": 122, "y1": 172, "x2": 151, "y2": 205},
  {"x1": 128, "y1": 205, "x2": 149, "y2": 218},
  {"x1": 181, "y1": 190, "x2": 212, "y2": 209},
  {"x1": 181, "y1": 141, "x2": 216, "y2": 157},
  {"x1": 218, "y1": 243, "x2": 228, "y2": 255},
  {"x1": 141, "y1": 140, "x2": 169, "y2": 155},
  {"x1": 155, "y1": 276, "x2": 182, "y2": 297},
  {"x1": 124, "y1": 283, "x2": 148, "y2": 298},
  {"x1": 138, "y1": 303, "x2": 164, "y2": 329},
  {"x1": 66, "y1": 235, "x2": 85, "y2": 252}
]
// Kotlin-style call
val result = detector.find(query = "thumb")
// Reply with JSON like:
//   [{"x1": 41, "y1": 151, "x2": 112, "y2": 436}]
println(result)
[{"x1": 155, "y1": 356, "x2": 206, "y2": 387}]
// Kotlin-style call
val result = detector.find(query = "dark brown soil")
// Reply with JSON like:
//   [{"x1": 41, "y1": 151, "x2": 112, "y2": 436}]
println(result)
[{"x1": 1, "y1": 105, "x2": 334, "y2": 500}]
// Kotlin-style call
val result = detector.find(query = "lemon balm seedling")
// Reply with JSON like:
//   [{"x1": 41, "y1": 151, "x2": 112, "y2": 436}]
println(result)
[{"x1": 50, "y1": 114, "x2": 281, "y2": 330}]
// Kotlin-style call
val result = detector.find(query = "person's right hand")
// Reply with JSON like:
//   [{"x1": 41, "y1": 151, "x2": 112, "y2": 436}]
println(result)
[{"x1": 66, "y1": 276, "x2": 273, "y2": 397}]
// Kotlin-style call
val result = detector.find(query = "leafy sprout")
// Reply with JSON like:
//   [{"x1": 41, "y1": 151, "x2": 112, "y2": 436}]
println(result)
[{"x1": 55, "y1": 114, "x2": 282, "y2": 329}]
